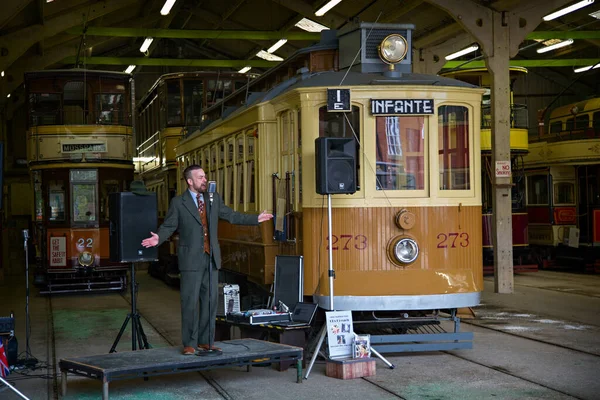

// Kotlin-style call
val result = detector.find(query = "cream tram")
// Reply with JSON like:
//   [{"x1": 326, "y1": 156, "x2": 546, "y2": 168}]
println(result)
[{"x1": 26, "y1": 70, "x2": 134, "y2": 293}]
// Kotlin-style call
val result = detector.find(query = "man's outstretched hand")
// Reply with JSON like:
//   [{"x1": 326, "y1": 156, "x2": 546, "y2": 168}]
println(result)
[
  {"x1": 141, "y1": 232, "x2": 159, "y2": 248},
  {"x1": 258, "y1": 210, "x2": 274, "y2": 223}
]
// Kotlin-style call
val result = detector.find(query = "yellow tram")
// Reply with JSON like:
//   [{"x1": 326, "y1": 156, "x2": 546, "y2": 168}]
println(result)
[
  {"x1": 26, "y1": 70, "x2": 134, "y2": 293},
  {"x1": 165, "y1": 24, "x2": 484, "y2": 313},
  {"x1": 135, "y1": 71, "x2": 250, "y2": 282},
  {"x1": 524, "y1": 97, "x2": 600, "y2": 270}
]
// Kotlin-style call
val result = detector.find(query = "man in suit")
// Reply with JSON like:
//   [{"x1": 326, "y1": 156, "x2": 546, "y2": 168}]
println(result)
[{"x1": 141, "y1": 165, "x2": 273, "y2": 355}]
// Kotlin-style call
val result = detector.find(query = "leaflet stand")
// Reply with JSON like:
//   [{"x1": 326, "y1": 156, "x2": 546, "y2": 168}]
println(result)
[{"x1": 304, "y1": 195, "x2": 394, "y2": 380}]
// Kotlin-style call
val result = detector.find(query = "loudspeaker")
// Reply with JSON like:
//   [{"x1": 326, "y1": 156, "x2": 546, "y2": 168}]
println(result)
[
  {"x1": 109, "y1": 192, "x2": 158, "y2": 263},
  {"x1": 315, "y1": 137, "x2": 357, "y2": 194}
]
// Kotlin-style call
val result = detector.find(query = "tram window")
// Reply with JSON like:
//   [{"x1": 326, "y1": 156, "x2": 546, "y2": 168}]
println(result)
[
  {"x1": 575, "y1": 114, "x2": 589, "y2": 130},
  {"x1": 34, "y1": 173, "x2": 43, "y2": 222},
  {"x1": 183, "y1": 80, "x2": 203, "y2": 126},
  {"x1": 100, "y1": 180, "x2": 120, "y2": 222},
  {"x1": 63, "y1": 81, "x2": 88, "y2": 125},
  {"x1": 554, "y1": 182, "x2": 575, "y2": 205},
  {"x1": 566, "y1": 118, "x2": 574, "y2": 131},
  {"x1": 48, "y1": 181, "x2": 65, "y2": 221},
  {"x1": 375, "y1": 116, "x2": 424, "y2": 190},
  {"x1": 70, "y1": 170, "x2": 98, "y2": 224},
  {"x1": 167, "y1": 80, "x2": 182, "y2": 126},
  {"x1": 207, "y1": 80, "x2": 233, "y2": 105},
  {"x1": 96, "y1": 94, "x2": 123, "y2": 125},
  {"x1": 236, "y1": 136, "x2": 245, "y2": 206},
  {"x1": 550, "y1": 121, "x2": 562, "y2": 134},
  {"x1": 318, "y1": 105, "x2": 361, "y2": 189},
  {"x1": 438, "y1": 105, "x2": 470, "y2": 191},
  {"x1": 527, "y1": 175, "x2": 549, "y2": 205},
  {"x1": 593, "y1": 112, "x2": 600, "y2": 131},
  {"x1": 29, "y1": 93, "x2": 60, "y2": 126},
  {"x1": 247, "y1": 136, "x2": 256, "y2": 207}
]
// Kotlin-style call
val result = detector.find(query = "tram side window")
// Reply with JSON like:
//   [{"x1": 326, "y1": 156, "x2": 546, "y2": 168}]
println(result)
[
  {"x1": 438, "y1": 105, "x2": 470, "y2": 191},
  {"x1": 375, "y1": 116, "x2": 425, "y2": 190},
  {"x1": 48, "y1": 180, "x2": 66, "y2": 221},
  {"x1": 593, "y1": 112, "x2": 600, "y2": 131},
  {"x1": 183, "y1": 80, "x2": 203, "y2": 127},
  {"x1": 167, "y1": 81, "x2": 182, "y2": 126},
  {"x1": 96, "y1": 94, "x2": 123, "y2": 125},
  {"x1": 554, "y1": 182, "x2": 575, "y2": 205},
  {"x1": 207, "y1": 80, "x2": 233, "y2": 106},
  {"x1": 550, "y1": 121, "x2": 562, "y2": 134},
  {"x1": 29, "y1": 93, "x2": 61, "y2": 126},
  {"x1": 566, "y1": 118, "x2": 574, "y2": 132},
  {"x1": 527, "y1": 175, "x2": 549, "y2": 205},
  {"x1": 575, "y1": 114, "x2": 589, "y2": 130},
  {"x1": 63, "y1": 81, "x2": 89, "y2": 125},
  {"x1": 71, "y1": 170, "x2": 98, "y2": 223},
  {"x1": 100, "y1": 180, "x2": 120, "y2": 222},
  {"x1": 247, "y1": 135, "x2": 256, "y2": 208},
  {"x1": 318, "y1": 105, "x2": 361, "y2": 189}
]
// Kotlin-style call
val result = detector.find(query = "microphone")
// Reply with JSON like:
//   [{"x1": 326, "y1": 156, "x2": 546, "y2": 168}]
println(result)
[{"x1": 208, "y1": 181, "x2": 216, "y2": 205}]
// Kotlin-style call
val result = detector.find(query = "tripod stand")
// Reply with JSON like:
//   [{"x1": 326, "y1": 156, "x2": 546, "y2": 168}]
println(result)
[
  {"x1": 110, "y1": 264, "x2": 150, "y2": 352},
  {"x1": 21, "y1": 229, "x2": 37, "y2": 367}
]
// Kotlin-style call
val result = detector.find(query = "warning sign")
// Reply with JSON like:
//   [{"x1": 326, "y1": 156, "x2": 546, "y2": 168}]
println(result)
[
  {"x1": 495, "y1": 161, "x2": 511, "y2": 177},
  {"x1": 50, "y1": 236, "x2": 67, "y2": 267}
]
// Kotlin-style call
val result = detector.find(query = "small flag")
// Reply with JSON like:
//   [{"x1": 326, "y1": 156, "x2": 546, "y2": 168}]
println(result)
[{"x1": 0, "y1": 339, "x2": 10, "y2": 377}]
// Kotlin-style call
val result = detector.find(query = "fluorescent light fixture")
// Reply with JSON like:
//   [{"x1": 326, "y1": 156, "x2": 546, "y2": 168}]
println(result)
[
  {"x1": 543, "y1": 0, "x2": 594, "y2": 21},
  {"x1": 140, "y1": 37, "x2": 154, "y2": 53},
  {"x1": 315, "y1": 0, "x2": 342, "y2": 17},
  {"x1": 295, "y1": 18, "x2": 329, "y2": 32},
  {"x1": 574, "y1": 63, "x2": 600, "y2": 73},
  {"x1": 267, "y1": 39, "x2": 287, "y2": 54},
  {"x1": 238, "y1": 66, "x2": 251, "y2": 73},
  {"x1": 1, "y1": 71, "x2": 4, "y2": 77},
  {"x1": 256, "y1": 50, "x2": 284, "y2": 61},
  {"x1": 537, "y1": 39, "x2": 574, "y2": 53},
  {"x1": 590, "y1": 10, "x2": 600, "y2": 18},
  {"x1": 125, "y1": 65, "x2": 136, "y2": 74},
  {"x1": 445, "y1": 44, "x2": 479, "y2": 60},
  {"x1": 160, "y1": 0, "x2": 177, "y2": 16}
]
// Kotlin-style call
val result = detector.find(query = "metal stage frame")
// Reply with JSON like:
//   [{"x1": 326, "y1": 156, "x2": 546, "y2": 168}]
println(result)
[{"x1": 59, "y1": 339, "x2": 303, "y2": 399}]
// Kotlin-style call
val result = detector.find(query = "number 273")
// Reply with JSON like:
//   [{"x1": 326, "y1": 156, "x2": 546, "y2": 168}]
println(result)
[{"x1": 326, "y1": 234, "x2": 367, "y2": 250}]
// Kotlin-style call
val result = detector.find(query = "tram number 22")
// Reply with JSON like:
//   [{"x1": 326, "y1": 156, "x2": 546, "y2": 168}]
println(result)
[
  {"x1": 77, "y1": 238, "x2": 94, "y2": 248},
  {"x1": 326, "y1": 235, "x2": 367, "y2": 250},
  {"x1": 437, "y1": 232, "x2": 469, "y2": 248}
]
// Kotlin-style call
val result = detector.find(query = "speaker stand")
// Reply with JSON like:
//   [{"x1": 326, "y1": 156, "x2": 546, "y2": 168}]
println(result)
[{"x1": 110, "y1": 264, "x2": 151, "y2": 353}]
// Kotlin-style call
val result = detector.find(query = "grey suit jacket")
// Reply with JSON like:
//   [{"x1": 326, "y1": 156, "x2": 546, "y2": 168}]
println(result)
[{"x1": 157, "y1": 191, "x2": 258, "y2": 271}]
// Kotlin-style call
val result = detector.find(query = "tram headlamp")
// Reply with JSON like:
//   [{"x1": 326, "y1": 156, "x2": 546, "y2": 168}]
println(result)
[
  {"x1": 378, "y1": 34, "x2": 408, "y2": 65},
  {"x1": 78, "y1": 251, "x2": 94, "y2": 267},
  {"x1": 393, "y1": 238, "x2": 419, "y2": 264}
]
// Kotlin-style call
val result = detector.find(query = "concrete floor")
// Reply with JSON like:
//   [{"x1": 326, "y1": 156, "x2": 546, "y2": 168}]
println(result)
[{"x1": 1, "y1": 270, "x2": 599, "y2": 400}]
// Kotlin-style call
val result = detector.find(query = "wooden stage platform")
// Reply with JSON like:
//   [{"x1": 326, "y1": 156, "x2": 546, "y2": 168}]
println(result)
[{"x1": 59, "y1": 338, "x2": 303, "y2": 399}]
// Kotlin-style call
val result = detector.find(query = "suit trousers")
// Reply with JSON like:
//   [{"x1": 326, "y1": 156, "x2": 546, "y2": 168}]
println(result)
[{"x1": 179, "y1": 253, "x2": 218, "y2": 347}]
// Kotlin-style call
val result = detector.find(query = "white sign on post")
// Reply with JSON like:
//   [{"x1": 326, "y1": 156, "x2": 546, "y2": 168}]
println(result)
[
  {"x1": 49, "y1": 236, "x2": 67, "y2": 267},
  {"x1": 495, "y1": 161, "x2": 511, "y2": 177},
  {"x1": 325, "y1": 310, "x2": 354, "y2": 359}
]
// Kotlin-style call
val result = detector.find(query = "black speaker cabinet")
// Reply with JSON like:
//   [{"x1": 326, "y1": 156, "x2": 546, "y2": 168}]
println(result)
[
  {"x1": 109, "y1": 192, "x2": 158, "y2": 263},
  {"x1": 315, "y1": 137, "x2": 357, "y2": 195}
]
